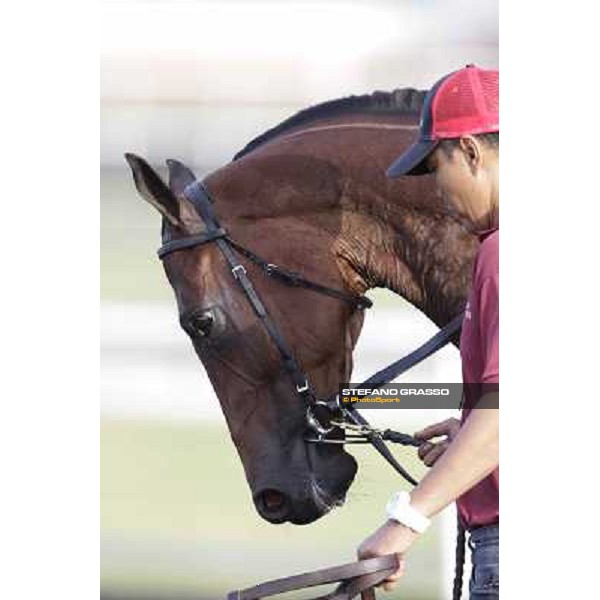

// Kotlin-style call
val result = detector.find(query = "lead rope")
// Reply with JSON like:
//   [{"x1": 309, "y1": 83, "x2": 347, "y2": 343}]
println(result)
[
  {"x1": 453, "y1": 518, "x2": 466, "y2": 600},
  {"x1": 358, "y1": 310, "x2": 466, "y2": 599}
]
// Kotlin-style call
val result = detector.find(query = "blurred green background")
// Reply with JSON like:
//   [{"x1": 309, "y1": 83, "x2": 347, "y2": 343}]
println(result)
[{"x1": 101, "y1": 420, "x2": 443, "y2": 599}]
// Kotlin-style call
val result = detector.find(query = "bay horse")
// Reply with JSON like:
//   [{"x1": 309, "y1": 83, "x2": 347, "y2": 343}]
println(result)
[{"x1": 125, "y1": 89, "x2": 478, "y2": 525}]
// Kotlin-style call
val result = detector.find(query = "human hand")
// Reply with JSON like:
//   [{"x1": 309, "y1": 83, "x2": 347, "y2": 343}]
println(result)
[
  {"x1": 357, "y1": 520, "x2": 419, "y2": 592},
  {"x1": 414, "y1": 418, "x2": 460, "y2": 466}
]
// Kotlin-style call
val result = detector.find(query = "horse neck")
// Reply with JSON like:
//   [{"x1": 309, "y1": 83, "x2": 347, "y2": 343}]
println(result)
[
  {"x1": 213, "y1": 122, "x2": 476, "y2": 328},
  {"x1": 331, "y1": 184, "x2": 475, "y2": 328}
]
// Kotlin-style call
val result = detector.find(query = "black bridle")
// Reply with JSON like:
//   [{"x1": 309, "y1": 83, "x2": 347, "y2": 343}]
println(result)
[{"x1": 158, "y1": 180, "x2": 463, "y2": 486}]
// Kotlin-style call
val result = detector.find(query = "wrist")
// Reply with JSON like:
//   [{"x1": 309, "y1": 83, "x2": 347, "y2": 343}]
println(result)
[
  {"x1": 385, "y1": 491, "x2": 431, "y2": 534},
  {"x1": 385, "y1": 518, "x2": 421, "y2": 539}
]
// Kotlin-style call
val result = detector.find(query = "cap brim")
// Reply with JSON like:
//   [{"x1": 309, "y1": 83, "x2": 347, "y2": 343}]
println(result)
[{"x1": 386, "y1": 139, "x2": 439, "y2": 177}]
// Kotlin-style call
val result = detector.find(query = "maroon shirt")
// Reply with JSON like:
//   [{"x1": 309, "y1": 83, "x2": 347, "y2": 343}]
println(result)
[{"x1": 457, "y1": 228, "x2": 499, "y2": 529}]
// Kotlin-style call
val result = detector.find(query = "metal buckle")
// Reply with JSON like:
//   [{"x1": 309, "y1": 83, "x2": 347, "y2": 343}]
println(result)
[
  {"x1": 231, "y1": 264, "x2": 247, "y2": 279},
  {"x1": 296, "y1": 379, "x2": 309, "y2": 393}
]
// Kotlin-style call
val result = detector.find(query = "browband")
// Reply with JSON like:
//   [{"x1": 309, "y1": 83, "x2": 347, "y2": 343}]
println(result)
[{"x1": 157, "y1": 227, "x2": 228, "y2": 259}]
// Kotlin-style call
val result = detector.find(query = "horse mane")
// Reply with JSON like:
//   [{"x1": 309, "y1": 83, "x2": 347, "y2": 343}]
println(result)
[{"x1": 233, "y1": 88, "x2": 426, "y2": 160}]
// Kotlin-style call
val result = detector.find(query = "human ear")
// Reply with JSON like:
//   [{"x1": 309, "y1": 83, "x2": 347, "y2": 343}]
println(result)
[{"x1": 458, "y1": 136, "x2": 482, "y2": 174}]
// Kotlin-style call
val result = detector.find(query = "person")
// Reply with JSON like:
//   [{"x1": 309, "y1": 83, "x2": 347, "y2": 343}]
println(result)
[{"x1": 357, "y1": 64, "x2": 499, "y2": 599}]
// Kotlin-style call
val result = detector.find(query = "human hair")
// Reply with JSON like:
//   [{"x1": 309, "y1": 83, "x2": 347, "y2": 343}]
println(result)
[{"x1": 439, "y1": 132, "x2": 499, "y2": 156}]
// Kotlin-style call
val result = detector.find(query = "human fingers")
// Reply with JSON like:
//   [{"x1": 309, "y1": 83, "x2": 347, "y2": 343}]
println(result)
[
  {"x1": 422, "y1": 442, "x2": 448, "y2": 466},
  {"x1": 417, "y1": 441, "x2": 435, "y2": 460},
  {"x1": 414, "y1": 418, "x2": 457, "y2": 441},
  {"x1": 381, "y1": 557, "x2": 406, "y2": 591}
]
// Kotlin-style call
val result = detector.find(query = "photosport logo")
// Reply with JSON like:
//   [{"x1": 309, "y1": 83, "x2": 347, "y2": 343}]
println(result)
[{"x1": 338, "y1": 384, "x2": 456, "y2": 409}]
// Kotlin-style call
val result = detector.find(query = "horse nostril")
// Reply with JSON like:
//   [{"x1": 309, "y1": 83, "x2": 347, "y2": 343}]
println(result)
[
  {"x1": 254, "y1": 488, "x2": 290, "y2": 522},
  {"x1": 263, "y1": 489, "x2": 285, "y2": 510}
]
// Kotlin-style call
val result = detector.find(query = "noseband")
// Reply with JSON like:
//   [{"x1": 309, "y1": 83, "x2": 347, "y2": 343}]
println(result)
[{"x1": 158, "y1": 180, "x2": 462, "y2": 486}]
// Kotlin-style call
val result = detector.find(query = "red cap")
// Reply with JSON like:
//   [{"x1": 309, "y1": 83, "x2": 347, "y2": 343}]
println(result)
[{"x1": 387, "y1": 65, "x2": 499, "y2": 177}]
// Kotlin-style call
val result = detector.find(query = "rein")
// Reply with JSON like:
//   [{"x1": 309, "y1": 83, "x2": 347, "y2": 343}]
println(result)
[
  {"x1": 305, "y1": 312, "x2": 463, "y2": 485},
  {"x1": 227, "y1": 554, "x2": 400, "y2": 600}
]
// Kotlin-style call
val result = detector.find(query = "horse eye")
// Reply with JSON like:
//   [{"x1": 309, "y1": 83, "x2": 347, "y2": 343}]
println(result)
[{"x1": 182, "y1": 309, "x2": 214, "y2": 338}]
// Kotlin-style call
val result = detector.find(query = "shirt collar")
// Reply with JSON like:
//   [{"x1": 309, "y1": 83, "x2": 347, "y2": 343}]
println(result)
[{"x1": 477, "y1": 226, "x2": 499, "y2": 242}]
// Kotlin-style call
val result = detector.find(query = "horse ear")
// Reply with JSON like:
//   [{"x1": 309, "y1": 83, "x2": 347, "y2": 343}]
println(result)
[
  {"x1": 125, "y1": 153, "x2": 182, "y2": 228},
  {"x1": 166, "y1": 158, "x2": 198, "y2": 198}
]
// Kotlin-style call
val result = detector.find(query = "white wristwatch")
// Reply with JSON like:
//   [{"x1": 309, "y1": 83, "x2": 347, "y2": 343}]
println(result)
[{"x1": 385, "y1": 491, "x2": 431, "y2": 533}]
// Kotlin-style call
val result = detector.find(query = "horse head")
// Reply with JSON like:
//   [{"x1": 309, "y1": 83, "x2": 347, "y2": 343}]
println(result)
[{"x1": 126, "y1": 153, "x2": 366, "y2": 524}]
